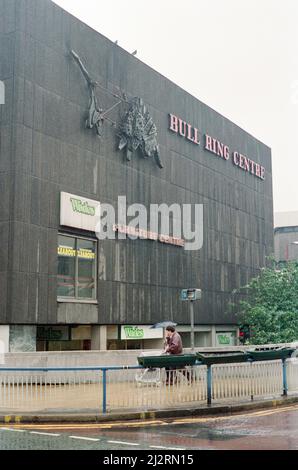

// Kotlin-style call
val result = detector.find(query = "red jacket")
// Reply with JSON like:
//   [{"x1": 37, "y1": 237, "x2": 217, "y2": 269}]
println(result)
[{"x1": 166, "y1": 332, "x2": 183, "y2": 355}]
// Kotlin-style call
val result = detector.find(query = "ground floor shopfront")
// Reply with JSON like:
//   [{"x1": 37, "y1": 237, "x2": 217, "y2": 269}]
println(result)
[
  {"x1": 0, "y1": 189, "x2": 241, "y2": 354},
  {"x1": 0, "y1": 324, "x2": 239, "y2": 353}
]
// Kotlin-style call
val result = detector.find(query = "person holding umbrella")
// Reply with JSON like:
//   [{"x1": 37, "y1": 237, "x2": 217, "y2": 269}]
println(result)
[
  {"x1": 150, "y1": 322, "x2": 191, "y2": 385},
  {"x1": 164, "y1": 325, "x2": 183, "y2": 355},
  {"x1": 163, "y1": 325, "x2": 183, "y2": 385},
  {"x1": 150, "y1": 321, "x2": 180, "y2": 355}
]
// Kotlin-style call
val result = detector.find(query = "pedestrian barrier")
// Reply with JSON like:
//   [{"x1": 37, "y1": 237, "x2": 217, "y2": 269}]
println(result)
[
  {"x1": 212, "y1": 360, "x2": 283, "y2": 401},
  {"x1": 287, "y1": 358, "x2": 298, "y2": 392},
  {"x1": 0, "y1": 359, "x2": 297, "y2": 414},
  {"x1": 0, "y1": 368, "x2": 102, "y2": 413}
]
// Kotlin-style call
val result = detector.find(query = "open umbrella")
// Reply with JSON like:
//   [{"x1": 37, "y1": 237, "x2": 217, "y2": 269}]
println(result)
[{"x1": 150, "y1": 321, "x2": 177, "y2": 329}]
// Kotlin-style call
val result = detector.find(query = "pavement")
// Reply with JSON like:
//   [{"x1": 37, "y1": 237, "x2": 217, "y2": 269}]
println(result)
[
  {"x1": 2, "y1": 402, "x2": 298, "y2": 450},
  {"x1": 1, "y1": 394, "x2": 298, "y2": 424}
]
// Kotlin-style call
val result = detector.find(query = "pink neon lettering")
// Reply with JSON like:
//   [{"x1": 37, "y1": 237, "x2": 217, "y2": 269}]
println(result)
[
  {"x1": 205, "y1": 134, "x2": 213, "y2": 151},
  {"x1": 179, "y1": 119, "x2": 187, "y2": 137},
  {"x1": 187, "y1": 123, "x2": 195, "y2": 142},
  {"x1": 217, "y1": 141, "x2": 224, "y2": 157},
  {"x1": 169, "y1": 114, "x2": 178, "y2": 133},
  {"x1": 224, "y1": 145, "x2": 230, "y2": 160},
  {"x1": 193, "y1": 127, "x2": 200, "y2": 145},
  {"x1": 233, "y1": 151, "x2": 239, "y2": 166}
]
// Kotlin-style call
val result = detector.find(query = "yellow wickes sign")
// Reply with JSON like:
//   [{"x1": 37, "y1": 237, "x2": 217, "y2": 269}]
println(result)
[
  {"x1": 58, "y1": 246, "x2": 95, "y2": 259},
  {"x1": 60, "y1": 192, "x2": 100, "y2": 232}
]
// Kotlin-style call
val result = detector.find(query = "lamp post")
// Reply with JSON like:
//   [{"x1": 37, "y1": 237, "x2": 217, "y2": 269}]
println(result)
[{"x1": 180, "y1": 289, "x2": 202, "y2": 351}]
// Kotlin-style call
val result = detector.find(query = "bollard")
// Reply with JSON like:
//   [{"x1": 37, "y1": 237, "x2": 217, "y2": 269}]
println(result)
[
  {"x1": 282, "y1": 358, "x2": 288, "y2": 396},
  {"x1": 102, "y1": 369, "x2": 107, "y2": 413},
  {"x1": 207, "y1": 365, "x2": 212, "y2": 405},
  {"x1": 249, "y1": 360, "x2": 254, "y2": 401}
]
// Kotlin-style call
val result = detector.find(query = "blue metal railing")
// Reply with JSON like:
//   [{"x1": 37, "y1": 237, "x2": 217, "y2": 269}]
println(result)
[
  {"x1": 0, "y1": 365, "x2": 142, "y2": 414},
  {"x1": 0, "y1": 359, "x2": 292, "y2": 413},
  {"x1": 282, "y1": 359, "x2": 288, "y2": 396}
]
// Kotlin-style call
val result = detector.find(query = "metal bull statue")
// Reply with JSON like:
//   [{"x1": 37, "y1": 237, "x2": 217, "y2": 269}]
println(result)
[
  {"x1": 71, "y1": 50, "x2": 104, "y2": 136},
  {"x1": 70, "y1": 50, "x2": 163, "y2": 169},
  {"x1": 118, "y1": 97, "x2": 164, "y2": 169}
]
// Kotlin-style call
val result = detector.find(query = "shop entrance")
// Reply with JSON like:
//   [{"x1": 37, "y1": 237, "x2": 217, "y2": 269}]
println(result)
[{"x1": 36, "y1": 326, "x2": 92, "y2": 351}]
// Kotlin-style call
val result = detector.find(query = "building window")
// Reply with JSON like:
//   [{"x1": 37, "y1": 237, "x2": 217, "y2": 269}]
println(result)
[{"x1": 57, "y1": 234, "x2": 97, "y2": 300}]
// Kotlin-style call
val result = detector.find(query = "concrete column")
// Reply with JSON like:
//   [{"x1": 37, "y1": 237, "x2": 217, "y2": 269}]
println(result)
[
  {"x1": 0, "y1": 326, "x2": 9, "y2": 352},
  {"x1": 211, "y1": 325, "x2": 217, "y2": 347},
  {"x1": 99, "y1": 326, "x2": 107, "y2": 351},
  {"x1": 91, "y1": 325, "x2": 107, "y2": 351},
  {"x1": 0, "y1": 326, "x2": 9, "y2": 363}
]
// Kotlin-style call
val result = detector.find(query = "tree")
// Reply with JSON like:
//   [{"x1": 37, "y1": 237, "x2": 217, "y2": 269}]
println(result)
[{"x1": 236, "y1": 261, "x2": 298, "y2": 344}]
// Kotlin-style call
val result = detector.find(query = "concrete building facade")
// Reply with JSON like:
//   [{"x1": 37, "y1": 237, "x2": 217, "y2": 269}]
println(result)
[
  {"x1": 274, "y1": 212, "x2": 298, "y2": 263},
  {"x1": 0, "y1": 0, "x2": 274, "y2": 352}
]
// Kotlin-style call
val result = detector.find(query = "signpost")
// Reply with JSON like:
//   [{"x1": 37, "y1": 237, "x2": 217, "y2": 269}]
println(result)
[{"x1": 180, "y1": 288, "x2": 202, "y2": 351}]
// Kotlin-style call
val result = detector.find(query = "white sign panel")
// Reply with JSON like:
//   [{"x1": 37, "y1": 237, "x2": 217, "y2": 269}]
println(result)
[
  {"x1": 121, "y1": 325, "x2": 164, "y2": 340},
  {"x1": 0, "y1": 326, "x2": 9, "y2": 363},
  {"x1": 60, "y1": 192, "x2": 100, "y2": 232},
  {"x1": 216, "y1": 332, "x2": 236, "y2": 346}
]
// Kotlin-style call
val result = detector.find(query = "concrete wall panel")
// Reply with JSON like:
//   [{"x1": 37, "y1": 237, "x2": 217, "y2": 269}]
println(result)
[{"x1": 0, "y1": 0, "x2": 274, "y2": 328}]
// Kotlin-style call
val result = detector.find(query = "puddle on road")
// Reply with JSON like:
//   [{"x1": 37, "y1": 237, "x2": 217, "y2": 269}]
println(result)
[{"x1": 104, "y1": 424, "x2": 244, "y2": 442}]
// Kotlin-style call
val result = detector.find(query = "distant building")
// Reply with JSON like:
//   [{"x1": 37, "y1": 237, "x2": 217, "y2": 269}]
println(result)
[{"x1": 274, "y1": 212, "x2": 298, "y2": 262}]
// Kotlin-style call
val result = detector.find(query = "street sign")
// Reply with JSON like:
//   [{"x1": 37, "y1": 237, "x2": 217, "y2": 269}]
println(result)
[
  {"x1": 180, "y1": 288, "x2": 202, "y2": 301},
  {"x1": 180, "y1": 290, "x2": 188, "y2": 301},
  {"x1": 180, "y1": 288, "x2": 202, "y2": 352}
]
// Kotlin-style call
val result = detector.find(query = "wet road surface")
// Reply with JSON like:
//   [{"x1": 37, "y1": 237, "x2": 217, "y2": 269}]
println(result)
[{"x1": 1, "y1": 404, "x2": 298, "y2": 450}]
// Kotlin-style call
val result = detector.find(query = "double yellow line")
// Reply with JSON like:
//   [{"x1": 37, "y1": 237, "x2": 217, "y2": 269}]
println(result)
[{"x1": 2, "y1": 404, "x2": 298, "y2": 431}]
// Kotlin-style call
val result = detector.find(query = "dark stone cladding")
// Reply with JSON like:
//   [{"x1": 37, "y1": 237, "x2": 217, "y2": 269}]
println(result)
[{"x1": 0, "y1": 0, "x2": 273, "y2": 326}]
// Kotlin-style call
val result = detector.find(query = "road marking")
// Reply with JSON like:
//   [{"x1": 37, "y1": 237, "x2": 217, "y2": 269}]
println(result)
[
  {"x1": 8, "y1": 420, "x2": 166, "y2": 430},
  {"x1": 1, "y1": 428, "x2": 26, "y2": 433},
  {"x1": 170, "y1": 404, "x2": 298, "y2": 425},
  {"x1": 69, "y1": 436, "x2": 100, "y2": 442},
  {"x1": 4, "y1": 403, "x2": 298, "y2": 432},
  {"x1": 150, "y1": 445, "x2": 186, "y2": 450},
  {"x1": 108, "y1": 440, "x2": 140, "y2": 446},
  {"x1": 30, "y1": 431, "x2": 61, "y2": 437}
]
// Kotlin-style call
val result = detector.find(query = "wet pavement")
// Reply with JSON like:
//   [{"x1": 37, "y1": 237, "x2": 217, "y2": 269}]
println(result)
[{"x1": 1, "y1": 404, "x2": 298, "y2": 450}]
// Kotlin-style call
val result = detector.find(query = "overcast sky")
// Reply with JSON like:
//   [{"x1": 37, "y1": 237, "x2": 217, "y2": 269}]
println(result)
[{"x1": 54, "y1": 0, "x2": 298, "y2": 214}]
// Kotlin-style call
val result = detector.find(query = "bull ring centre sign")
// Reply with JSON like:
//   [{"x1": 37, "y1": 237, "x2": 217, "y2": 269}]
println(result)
[{"x1": 169, "y1": 113, "x2": 266, "y2": 180}]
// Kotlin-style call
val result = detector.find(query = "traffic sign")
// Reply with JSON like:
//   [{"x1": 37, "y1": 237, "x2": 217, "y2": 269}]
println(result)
[{"x1": 180, "y1": 288, "x2": 202, "y2": 301}]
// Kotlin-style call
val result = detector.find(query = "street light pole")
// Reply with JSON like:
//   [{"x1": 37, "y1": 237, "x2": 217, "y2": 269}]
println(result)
[
  {"x1": 190, "y1": 300, "x2": 195, "y2": 352},
  {"x1": 181, "y1": 288, "x2": 201, "y2": 351}
]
